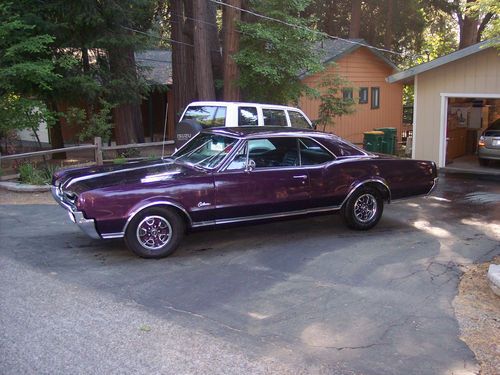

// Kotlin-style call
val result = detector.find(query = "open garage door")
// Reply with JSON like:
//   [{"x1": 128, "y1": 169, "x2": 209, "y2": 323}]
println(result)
[{"x1": 440, "y1": 94, "x2": 500, "y2": 171}]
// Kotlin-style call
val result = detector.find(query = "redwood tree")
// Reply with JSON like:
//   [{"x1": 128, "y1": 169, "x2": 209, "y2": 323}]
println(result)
[{"x1": 223, "y1": 0, "x2": 241, "y2": 101}]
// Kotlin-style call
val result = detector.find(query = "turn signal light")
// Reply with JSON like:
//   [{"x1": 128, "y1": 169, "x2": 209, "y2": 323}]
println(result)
[{"x1": 478, "y1": 136, "x2": 485, "y2": 147}]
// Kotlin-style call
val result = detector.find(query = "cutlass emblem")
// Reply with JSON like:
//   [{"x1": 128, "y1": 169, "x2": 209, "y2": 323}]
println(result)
[{"x1": 197, "y1": 202, "x2": 211, "y2": 208}]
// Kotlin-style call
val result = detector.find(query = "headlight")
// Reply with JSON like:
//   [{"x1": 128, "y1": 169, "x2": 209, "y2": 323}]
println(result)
[{"x1": 478, "y1": 136, "x2": 485, "y2": 147}]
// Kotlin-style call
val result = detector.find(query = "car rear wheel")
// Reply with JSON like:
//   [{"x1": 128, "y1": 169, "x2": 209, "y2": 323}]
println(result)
[
  {"x1": 125, "y1": 207, "x2": 185, "y2": 258},
  {"x1": 342, "y1": 187, "x2": 383, "y2": 230}
]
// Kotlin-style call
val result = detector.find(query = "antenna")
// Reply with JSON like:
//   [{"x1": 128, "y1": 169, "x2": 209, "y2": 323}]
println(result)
[{"x1": 161, "y1": 102, "x2": 169, "y2": 159}]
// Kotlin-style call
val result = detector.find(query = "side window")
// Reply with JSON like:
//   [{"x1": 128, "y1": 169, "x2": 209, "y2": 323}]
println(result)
[
  {"x1": 299, "y1": 138, "x2": 335, "y2": 165},
  {"x1": 238, "y1": 107, "x2": 258, "y2": 126},
  {"x1": 359, "y1": 87, "x2": 368, "y2": 104},
  {"x1": 330, "y1": 139, "x2": 364, "y2": 157},
  {"x1": 288, "y1": 111, "x2": 311, "y2": 129},
  {"x1": 226, "y1": 143, "x2": 248, "y2": 171},
  {"x1": 248, "y1": 137, "x2": 298, "y2": 168},
  {"x1": 342, "y1": 88, "x2": 353, "y2": 100},
  {"x1": 183, "y1": 106, "x2": 226, "y2": 127},
  {"x1": 213, "y1": 107, "x2": 227, "y2": 126},
  {"x1": 371, "y1": 87, "x2": 380, "y2": 109},
  {"x1": 262, "y1": 109, "x2": 288, "y2": 126}
]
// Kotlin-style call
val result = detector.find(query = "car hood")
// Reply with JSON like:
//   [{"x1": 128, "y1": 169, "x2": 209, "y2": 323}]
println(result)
[{"x1": 53, "y1": 159, "x2": 204, "y2": 195}]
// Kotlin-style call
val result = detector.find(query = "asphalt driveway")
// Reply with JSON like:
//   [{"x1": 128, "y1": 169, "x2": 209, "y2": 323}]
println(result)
[{"x1": 1, "y1": 175, "x2": 499, "y2": 374}]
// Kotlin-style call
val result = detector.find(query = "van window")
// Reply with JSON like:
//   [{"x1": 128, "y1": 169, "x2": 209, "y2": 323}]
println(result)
[
  {"x1": 288, "y1": 111, "x2": 311, "y2": 129},
  {"x1": 183, "y1": 106, "x2": 226, "y2": 127},
  {"x1": 263, "y1": 109, "x2": 287, "y2": 127},
  {"x1": 238, "y1": 107, "x2": 258, "y2": 126}
]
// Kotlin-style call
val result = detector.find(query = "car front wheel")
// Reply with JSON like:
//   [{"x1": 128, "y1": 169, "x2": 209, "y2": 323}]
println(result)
[
  {"x1": 342, "y1": 187, "x2": 383, "y2": 230},
  {"x1": 125, "y1": 207, "x2": 185, "y2": 258}
]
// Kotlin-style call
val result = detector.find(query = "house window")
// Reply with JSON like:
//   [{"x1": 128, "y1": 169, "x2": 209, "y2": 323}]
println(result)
[
  {"x1": 342, "y1": 88, "x2": 353, "y2": 100},
  {"x1": 371, "y1": 87, "x2": 380, "y2": 109},
  {"x1": 359, "y1": 87, "x2": 368, "y2": 104}
]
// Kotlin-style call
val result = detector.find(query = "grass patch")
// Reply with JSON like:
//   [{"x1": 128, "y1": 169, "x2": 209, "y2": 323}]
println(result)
[{"x1": 18, "y1": 163, "x2": 58, "y2": 185}]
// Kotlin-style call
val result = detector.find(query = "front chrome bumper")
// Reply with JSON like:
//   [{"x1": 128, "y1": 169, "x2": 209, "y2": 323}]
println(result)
[{"x1": 51, "y1": 186, "x2": 101, "y2": 240}]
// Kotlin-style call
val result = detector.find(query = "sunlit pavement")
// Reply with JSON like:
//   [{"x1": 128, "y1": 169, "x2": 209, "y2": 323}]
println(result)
[{"x1": 1, "y1": 175, "x2": 499, "y2": 374}]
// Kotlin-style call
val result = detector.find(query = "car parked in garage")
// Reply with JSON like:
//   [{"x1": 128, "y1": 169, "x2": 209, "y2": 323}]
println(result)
[
  {"x1": 52, "y1": 127, "x2": 438, "y2": 258},
  {"x1": 478, "y1": 118, "x2": 500, "y2": 166}
]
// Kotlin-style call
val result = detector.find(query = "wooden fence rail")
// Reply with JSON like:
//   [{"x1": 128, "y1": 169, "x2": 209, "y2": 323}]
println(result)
[{"x1": 0, "y1": 137, "x2": 175, "y2": 167}]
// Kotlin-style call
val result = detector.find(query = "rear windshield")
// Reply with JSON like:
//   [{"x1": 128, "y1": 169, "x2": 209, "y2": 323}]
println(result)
[
  {"x1": 329, "y1": 139, "x2": 365, "y2": 157},
  {"x1": 183, "y1": 106, "x2": 226, "y2": 127}
]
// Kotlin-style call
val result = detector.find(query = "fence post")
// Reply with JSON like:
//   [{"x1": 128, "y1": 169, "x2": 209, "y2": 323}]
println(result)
[{"x1": 94, "y1": 137, "x2": 103, "y2": 166}]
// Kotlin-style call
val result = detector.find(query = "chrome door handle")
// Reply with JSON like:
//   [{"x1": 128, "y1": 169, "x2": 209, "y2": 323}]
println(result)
[{"x1": 293, "y1": 175, "x2": 308, "y2": 179}]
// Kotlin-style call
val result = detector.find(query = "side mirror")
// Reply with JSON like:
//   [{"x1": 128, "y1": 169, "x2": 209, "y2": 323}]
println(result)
[
  {"x1": 245, "y1": 159, "x2": 256, "y2": 172},
  {"x1": 311, "y1": 120, "x2": 318, "y2": 130}
]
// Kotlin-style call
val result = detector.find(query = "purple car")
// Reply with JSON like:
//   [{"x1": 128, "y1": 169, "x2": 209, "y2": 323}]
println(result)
[{"x1": 52, "y1": 127, "x2": 438, "y2": 258}]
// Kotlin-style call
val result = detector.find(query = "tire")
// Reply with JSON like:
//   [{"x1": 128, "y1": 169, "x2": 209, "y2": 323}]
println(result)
[
  {"x1": 478, "y1": 158, "x2": 489, "y2": 167},
  {"x1": 341, "y1": 187, "x2": 384, "y2": 230},
  {"x1": 125, "y1": 207, "x2": 185, "y2": 258}
]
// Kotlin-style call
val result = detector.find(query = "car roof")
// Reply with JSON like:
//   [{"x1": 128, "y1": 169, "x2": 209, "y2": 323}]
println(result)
[
  {"x1": 187, "y1": 101, "x2": 305, "y2": 111},
  {"x1": 204, "y1": 126, "x2": 335, "y2": 139}
]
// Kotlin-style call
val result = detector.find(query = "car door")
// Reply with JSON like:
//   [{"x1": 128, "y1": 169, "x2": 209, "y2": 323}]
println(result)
[{"x1": 214, "y1": 137, "x2": 311, "y2": 222}]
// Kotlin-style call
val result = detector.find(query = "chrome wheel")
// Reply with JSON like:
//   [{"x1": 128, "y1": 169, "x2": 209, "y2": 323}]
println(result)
[
  {"x1": 136, "y1": 215, "x2": 172, "y2": 250},
  {"x1": 353, "y1": 193, "x2": 378, "y2": 223}
]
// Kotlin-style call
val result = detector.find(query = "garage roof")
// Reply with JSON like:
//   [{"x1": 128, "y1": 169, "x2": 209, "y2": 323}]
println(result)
[{"x1": 387, "y1": 38, "x2": 498, "y2": 84}]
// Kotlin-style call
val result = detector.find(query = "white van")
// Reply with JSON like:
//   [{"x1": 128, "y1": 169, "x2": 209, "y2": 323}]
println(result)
[
  {"x1": 179, "y1": 101, "x2": 314, "y2": 129},
  {"x1": 176, "y1": 101, "x2": 314, "y2": 146}
]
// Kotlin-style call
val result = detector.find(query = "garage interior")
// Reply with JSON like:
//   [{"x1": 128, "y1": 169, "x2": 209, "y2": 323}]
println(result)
[{"x1": 446, "y1": 97, "x2": 499, "y2": 169}]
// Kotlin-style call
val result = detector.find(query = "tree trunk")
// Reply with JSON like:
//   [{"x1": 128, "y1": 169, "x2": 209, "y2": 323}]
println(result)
[
  {"x1": 207, "y1": 1, "x2": 223, "y2": 90},
  {"x1": 113, "y1": 104, "x2": 144, "y2": 145},
  {"x1": 477, "y1": 12, "x2": 493, "y2": 42},
  {"x1": 223, "y1": 0, "x2": 241, "y2": 101},
  {"x1": 349, "y1": 0, "x2": 361, "y2": 38},
  {"x1": 384, "y1": 0, "x2": 394, "y2": 48},
  {"x1": 170, "y1": 0, "x2": 196, "y2": 123},
  {"x1": 47, "y1": 100, "x2": 66, "y2": 159},
  {"x1": 459, "y1": 0, "x2": 479, "y2": 49},
  {"x1": 192, "y1": 0, "x2": 216, "y2": 100},
  {"x1": 108, "y1": 46, "x2": 144, "y2": 145}
]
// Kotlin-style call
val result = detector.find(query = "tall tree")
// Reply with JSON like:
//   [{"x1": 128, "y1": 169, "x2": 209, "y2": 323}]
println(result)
[
  {"x1": 170, "y1": 0, "x2": 196, "y2": 122},
  {"x1": 223, "y1": 0, "x2": 241, "y2": 100},
  {"x1": 349, "y1": 0, "x2": 361, "y2": 38},
  {"x1": 192, "y1": 0, "x2": 216, "y2": 100},
  {"x1": 235, "y1": 0, "x2": 322, "y2": 103}
]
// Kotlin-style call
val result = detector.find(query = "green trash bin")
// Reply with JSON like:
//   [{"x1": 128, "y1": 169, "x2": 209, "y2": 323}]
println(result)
[
  {"x1": 363, "y1": 131, "x2": 384, "y2": 152},
  {"x1": 375, "y1": 127, "x2": 397, "y2": 154}
]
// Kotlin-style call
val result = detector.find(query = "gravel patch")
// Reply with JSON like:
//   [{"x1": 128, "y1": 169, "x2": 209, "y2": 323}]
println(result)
[
  {"x1": 0, "y1": 190, "x2": 55, "y2": 205},
  {"x1": 453, "y1": 256, "x2": 500, "y2": 375}
]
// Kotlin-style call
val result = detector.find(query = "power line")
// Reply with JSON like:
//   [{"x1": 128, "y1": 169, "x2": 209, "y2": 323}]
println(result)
[{"x1": 210, "y1": 0, "x2": 403, "y2": 56}]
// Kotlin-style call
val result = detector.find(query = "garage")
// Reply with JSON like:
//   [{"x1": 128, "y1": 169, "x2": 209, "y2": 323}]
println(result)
[{"x1": 387, "y1": 39, "x2": 500, "y2": 170}]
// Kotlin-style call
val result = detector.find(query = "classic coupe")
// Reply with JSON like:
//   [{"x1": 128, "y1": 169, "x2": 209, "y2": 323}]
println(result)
[{"x1": 52, "y1": 127, "x2": 438, "y2": 258}]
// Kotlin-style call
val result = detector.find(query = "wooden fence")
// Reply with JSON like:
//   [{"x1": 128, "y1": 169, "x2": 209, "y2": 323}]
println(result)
[{"x1": 0, "y1": 137, "x2": 175, "y2": 167}]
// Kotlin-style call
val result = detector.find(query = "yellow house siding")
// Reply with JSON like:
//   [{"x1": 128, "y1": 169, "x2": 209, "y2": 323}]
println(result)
[
  {"x1": 414, "y1": 48, "x2": 500, "y2": 164},
  {"x1": 299, "y1": 48, "x2": 403, "y2": 144}
]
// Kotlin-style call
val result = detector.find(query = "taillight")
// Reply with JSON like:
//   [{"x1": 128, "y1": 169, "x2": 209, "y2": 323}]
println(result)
[{"x1": 478, "y1": 136, "x2": 485, "y2": 147}]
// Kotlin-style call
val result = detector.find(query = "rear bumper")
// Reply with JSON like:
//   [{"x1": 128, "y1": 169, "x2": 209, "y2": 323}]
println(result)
[
  {"x1": 478, "y1": 147, "x2": 500, "y2": 160},
  {"x1": 51, "y1": 186, "x2": 101, "y2": 240},
  {"x1": 427, "y1": 177, "x2": 439, "y2": 196}
]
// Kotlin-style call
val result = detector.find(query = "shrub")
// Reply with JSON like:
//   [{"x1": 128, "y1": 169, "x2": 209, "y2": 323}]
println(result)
[{"x1": 18, "y1": 162, "x2": 58, "y2": 185}]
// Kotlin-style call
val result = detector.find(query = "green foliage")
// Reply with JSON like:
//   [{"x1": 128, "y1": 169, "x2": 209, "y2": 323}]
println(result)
[
  {"x1": 235, "y1": 0, "x2": 323, "y2": 104},
  {"x1": 315, "y1": 71, "x2": 356, "y2": 132},
  {"x1": 469, "y1": 0, "x2": 500, "y2": 42},
  {"x1": 65, "y1": 101, "x2": 115, "y2": 143},
  {"x1": 0, "y1": 95, "x2": 55, "y2": 135},
  {"x1": 18, "y1": 162, "x2": 57, "y2": 185},
  {"x1": 0, "y1": 3, "x2": 60, "y2": 96}
]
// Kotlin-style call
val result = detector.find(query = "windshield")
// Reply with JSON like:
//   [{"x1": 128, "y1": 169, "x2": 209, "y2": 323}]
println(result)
[{"x1": 173, "y1": 133, "x2": 238, "y2": 169}]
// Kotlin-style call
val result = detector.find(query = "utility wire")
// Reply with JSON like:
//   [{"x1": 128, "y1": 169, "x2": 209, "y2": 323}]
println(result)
[{"x1": 210, "y1": 0, "x2": 403, "y2": 56}]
